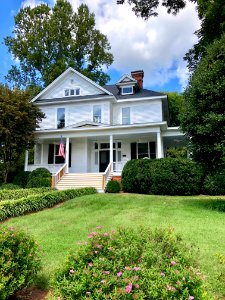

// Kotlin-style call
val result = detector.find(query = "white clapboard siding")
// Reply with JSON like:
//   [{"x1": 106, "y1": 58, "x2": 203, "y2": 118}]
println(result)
[{"x1": 39, "y1": 107, "x2": 55, "y2": 129}]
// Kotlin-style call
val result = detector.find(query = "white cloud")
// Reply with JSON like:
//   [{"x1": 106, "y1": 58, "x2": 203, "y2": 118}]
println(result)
[
  {"x1": 21, "y1": 0, "x2": 48, "y2": 9},
  {"x1": 21, "y1": 0, "x2": 201, "y2": 90}
]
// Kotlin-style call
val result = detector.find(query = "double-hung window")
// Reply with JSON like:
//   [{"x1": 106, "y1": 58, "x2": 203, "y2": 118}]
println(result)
[
  {"x1": 57, "y1": 108, "x2": 65, "y2": 129},
  {"x1": 121, "y1": 86, "x2": 133, "y2": 95},
  {"x1": 93, "y1": 105, "x2": 102, "y2": 123},
  {"x1": 122, "y1": 107, "x2": 130, "y2": 125}
]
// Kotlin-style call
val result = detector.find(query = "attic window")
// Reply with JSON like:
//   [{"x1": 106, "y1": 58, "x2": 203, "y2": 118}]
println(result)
[
  {"x1": 121, "y1": 86, "x2": 133, "y2": 95},
  {"x1": 64, "y1": 88, "x2": 80, "y2": 97}
]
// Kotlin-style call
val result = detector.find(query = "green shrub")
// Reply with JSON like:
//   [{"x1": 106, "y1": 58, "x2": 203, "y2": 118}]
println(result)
[
  {"x1": 122, "y1": 159, "x2": 154, "y2": 194},
  {"x1": 13, "y1": 171, "x2": 31, "y2": 188},
  {"x1": 203, "y1": 171, "x2": 225, "y2": 195},
  {"x1": 0, "y1": 187, "x2": 53, "y2": 202},
  {"x1": 0, "y1": 187, "x2": 96, "y2": 221},
  {"x1": 27, "y1": 168, "x2": 52, "y2": 188},
  {"x1": 0, "y1": 183, "x2": 21, "y2": 190},
  {"x1": 0, "y1": 226, "x2": 41, "y2": 300},
  {"x1": 106, "y1": 180, "x2": 121, "y2": 193},
  {"x1": 51, "y1": 226, "x2": 209, "y2": 299},
  {"x1": 122, "y1": 158, "x2": 204, "y2": 195}
]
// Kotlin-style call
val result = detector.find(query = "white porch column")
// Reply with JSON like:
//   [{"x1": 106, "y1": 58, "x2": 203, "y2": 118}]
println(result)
[
  {"x1": 65, "y1": 137, "x2": 70, "y2": 173},
  {"x1": 24, "y1": 150, "x2": 28, "y2": 171},
  {"x1": 110, "y1": 135, "x2": 113, "y2": 163},
  {"x1": 156, "y1": 132, "x2": 163, "y2": 158},
  {"x1": 41, "y1": 144, "x2": 44, "y2": 166}
]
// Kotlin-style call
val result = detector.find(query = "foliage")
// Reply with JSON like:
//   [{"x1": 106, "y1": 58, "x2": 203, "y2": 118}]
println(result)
[
  {"x1": 164, "y1": 92, "x2": 184, "y2": 126},
  {"x1": 0, "y1": 187, "x2": 53, "y2": 202},
  {"x1": 51, "y1": 226, "x2": 208, "y2": 299},
  {"x1": 117, "y1": 0, "x2": 187, "y2": 20},
  {"x1": 180, "y1": 34, "x2": 225, "y2": 172},
  {"x1": 122, "y1": 158, "x2": 204, "y2": 195},
  {"x1": 0, "y1": 85, "x2": 44, "y2": 183},
  {"x1": 166, "y1": 147, "x2": 187, "y2": 158},
  {"x1": 0, "y1": 225, "x2": 41, "y2": 300},
  {"x1": 0, "y1": 183, "x2": 21, "y2": 190},
  {"x1": 0, "y1": 187, "x2": 96, "y2": 221},
  {"x1": 203, "y1": 171, "x2": 225, "y2": 196},
  {"x1": 5, "y1": 0, "x2": 113, "y2": 88},
  {"x1": 106, "y1": 180, "x2": 121, "y2": 193},
  {"x1": 13, "y1": 171, "x2": 31, "y2": 188},
  {"x1": 121, "y1": 159, "x2": 154, "y2": 194},
  {"x1": 27, "y1": 168, "x2": 52, "y2": 188}
]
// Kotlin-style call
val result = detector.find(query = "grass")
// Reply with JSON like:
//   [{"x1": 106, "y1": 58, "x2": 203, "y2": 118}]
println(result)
[{"x1": 3, "y1": 193, "x2": 225, "y2": 298}]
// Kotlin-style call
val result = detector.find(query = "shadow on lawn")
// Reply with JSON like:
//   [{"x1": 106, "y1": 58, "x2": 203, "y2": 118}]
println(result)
[{"x1": 188, "y1": 198, "x2": 225, "y2": 213}]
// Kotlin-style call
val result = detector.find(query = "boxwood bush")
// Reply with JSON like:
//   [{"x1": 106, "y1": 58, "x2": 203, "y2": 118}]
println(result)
[
  {"x1": 13, "y1": 171, "x2": 31, "y2": 188},
  {"x1": 0, "y1": 187, "x2": 96, "y2": 221},
  {"x1": 203, "y1": 171, "x2": 225, "y2": 195},
  {"x1": 51, "y1": 226, "x2": 210, "y2": 299},
  {"x1": 106, "y1": 180, "x2": 121, "y2": 193},
  {"x1": 27, "y1": 168, "x2": 52, "y2": 188},
  {"x1": 0, "y1": 226, "x2": 41, "y2": 300},
  {"x1": 0, "y1": 187, "x2": 53, "y2": 202},
  {"x1": 122, "y1": 158, "x2": 204, "y2": 195}
]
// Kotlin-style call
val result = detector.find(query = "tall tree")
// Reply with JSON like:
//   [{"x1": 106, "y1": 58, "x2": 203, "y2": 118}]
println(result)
[
  {"x1": 0, "y1": 85, "x2": 44, "y2": 182},
  {"x1": 180, "y1": 34, "x2": 225, "y2": 171},
  {"x1": 164, "y1": 92, "x2": 184, "y2": 126},
  {"x1": 5, "y1": 0, "x2": 113, "y2": 88}
]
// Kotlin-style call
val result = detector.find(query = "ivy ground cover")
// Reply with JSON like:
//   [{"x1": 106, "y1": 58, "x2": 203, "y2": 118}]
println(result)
[{"x1": 3, "y1": 193, "x2": 225, "y2": 298}]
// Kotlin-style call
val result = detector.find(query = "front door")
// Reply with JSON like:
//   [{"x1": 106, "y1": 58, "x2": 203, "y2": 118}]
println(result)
[{"x1": 99, "y1": 150, "x2": 110, "y2": 172}]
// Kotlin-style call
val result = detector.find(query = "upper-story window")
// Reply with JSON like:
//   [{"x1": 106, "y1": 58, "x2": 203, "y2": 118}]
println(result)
[
  {"x1": 121, "y1": 86, "x2": 133, "y2": 95},
  {"x1": 93, "y1": 105, "x2": 102, "y2": 123},
  {"x1": 57, "y1": 108, "x2": 65, "y2": 128},
  {"x1": 122, "y1": 107, "x2": 130, "y2": 125},
  {"x1": 64, "y1": 88, "x2": 80, "y2": 97}
]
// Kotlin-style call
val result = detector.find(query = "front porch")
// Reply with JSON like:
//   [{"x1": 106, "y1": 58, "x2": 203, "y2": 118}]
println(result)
[{"x1": 25, "y1": 124, "x2": 186, "y2": 191}]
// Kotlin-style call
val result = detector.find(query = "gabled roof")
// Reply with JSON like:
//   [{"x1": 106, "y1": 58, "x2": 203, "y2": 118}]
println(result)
[
  {"x1": 116, "y1": 74, "x2": 137, "y2": 85},
  {"x1": 103, "y1": 84, "x2": 166, "y2": 100},
  {"x1": 32, "y1": 67, "x2": 112, "y2": 102}
]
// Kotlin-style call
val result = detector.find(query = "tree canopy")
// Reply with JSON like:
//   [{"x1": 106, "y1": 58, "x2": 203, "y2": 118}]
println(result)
[
  {"x1": 5, "y1": 0, "x2": 113, "y2": 89},
  {"x1": 180, "y1": 34, "x2": 225, "y2": 171},
  {"x1": 0, "y1": 85, "x2": 44, "y2": 182},
  {"x1": 164, "y1": 92, "x2": 183, "y2": 127}
]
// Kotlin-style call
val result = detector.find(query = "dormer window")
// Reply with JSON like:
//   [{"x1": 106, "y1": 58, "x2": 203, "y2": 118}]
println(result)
[
  {"x1": 64, "y1": 88, "x2": 80, "y2": 97},
  {"x1": 121, "y1": 86, "x2": 133, "y2": 95}
]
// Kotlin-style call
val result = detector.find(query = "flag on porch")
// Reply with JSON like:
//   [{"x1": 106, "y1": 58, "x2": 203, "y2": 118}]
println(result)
[{"x1": 58, "y1": 136, "x2": 65, "y2": 159}]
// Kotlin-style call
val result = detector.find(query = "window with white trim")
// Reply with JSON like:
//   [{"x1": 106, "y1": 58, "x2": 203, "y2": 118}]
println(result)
[
  {"x1": 64, "y1": 88, "x2": 80, "y2": 97},
  {"x1": 93, "y1": 105, "x2": 102, "y2": 123},
  {"x1": 122, "y1": 107, "x2": 130, "y2": 125},
  {"x1": 57, "y1": 108, "x2": 65, "y2": 129},
  {"x1": 121, "y1": 86, "x2": 133, "y2": 95}
]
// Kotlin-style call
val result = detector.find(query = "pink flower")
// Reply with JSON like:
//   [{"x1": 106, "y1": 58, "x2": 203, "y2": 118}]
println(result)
[
  {"x1": 125, "y1": 282, "x2": 132, "y2": 293},
  {"x1": 84, "y1": 241, "x2": 88, "y2": 245},
  {"x1": 117, "y1": 271, "x2": 123, "y2": 277},
  {"x1": 108, "y1": 247, "x2": 113, "y2": 251},
  {"x1": 101, "y1": 280, "x2": 106, "y2": 284},
  {"x1": 86, "y1": 292, "x2": 91, "y2": 295},
  {"x1": 96, "y1": 226, "x2": 102, "y2": 229},
  {"x1": 167, "y1": 285, "x2": 176, "y2": 292},
  {"x1": 133, "y1": 267, "x2": 140, "y2": 271},
  {"x1": 103, "y1": 271, "x2": 110, "y2": 275},
  {"x1": 91, "y1": 231, "x2": 97, "y2": 235},
  {"x1": 88, "y1": 235, "x2": 93, "y2": 239},
  {"x1": 160, "y1": 272, "x2": 165, "y2": 276},
  {"x1": 171, "y1": 261, "x2": 177, "y2": 265},
  {"x1": 135, "y1": 284, "x2": 139, "y2": 288},
  {"x1": 88, "y1": 263, "x2": 93, "y2": 267},
  {"x1": 103, "y1": 232, "x2": 109, "y2": 236},
  {"x1": 96, "y1": 244, "x2": 102, "y2": 248},
  {"x1": 125, "y1": 266, "x2": 132, "y2": 271},
  {"x1": 69, "y1": 269, "x2": 74, "y2": 274},
  {"x1": 112, "y1": 229, "x2": 116, "y2": 234},
  {"x1": 189, "y1": 297, "x2": 194, "y2": 300},
  {"x1": 57, "y1": 297, "x2": 61, "y2": 300}
]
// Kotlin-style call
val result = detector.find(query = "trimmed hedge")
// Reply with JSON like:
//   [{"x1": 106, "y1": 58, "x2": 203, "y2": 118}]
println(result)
[
  {"x1": 0, "y1": 187, "x2": 53, "y2": 202},
  {"x1": 13, "y1": 171, "x2": 31, "y2": 188},
  {"x1": 0, "y1": 187, "x2": 96, "y2": 221},
  {"x1": 203, "y1": 171, "x2": 225, "y2": 195},
  {"x1": 0, "y1": 226, "x2": 41, "y2": 300},
  {"x1": 27, "y1": 168, "x2": 52, "y2": 188},
  {"x1": 122, "y1": 158, "x2": 204, "y2": 195},
  {"x1": 106, "y1": 180, "x2": 121, "y2": 193}
]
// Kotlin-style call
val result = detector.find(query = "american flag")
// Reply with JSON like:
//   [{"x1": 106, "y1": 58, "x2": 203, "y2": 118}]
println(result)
[{"x1": 58, "y1": 136, "x2": 65, "y2": 159}]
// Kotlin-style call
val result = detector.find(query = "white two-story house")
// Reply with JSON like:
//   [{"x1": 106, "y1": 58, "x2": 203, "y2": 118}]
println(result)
[{"x1": 25, "y1": 67, "x2": 185, "y2": 191}]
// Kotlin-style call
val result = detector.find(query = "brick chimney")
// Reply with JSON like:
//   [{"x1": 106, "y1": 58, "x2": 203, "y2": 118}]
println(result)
[{"x1": 131, "y1": 70, "x2": 144, "y2": 89}]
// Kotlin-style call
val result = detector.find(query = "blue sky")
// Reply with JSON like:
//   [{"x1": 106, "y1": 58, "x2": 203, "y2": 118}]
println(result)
[{"x1": 0, "y1": 0, "x2": 200, "y2": 92}]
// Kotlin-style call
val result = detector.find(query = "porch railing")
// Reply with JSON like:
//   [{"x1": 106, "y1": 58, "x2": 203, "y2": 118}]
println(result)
[
  {"x1": 102, "y1": 162, "x2": 113, "y2": 190},
  {"x1": 113, "y1": 161, "x2": 126, "y2": 172},
  {"x1": 51, "y1": 163, "x2": 67, "y2": 188}
]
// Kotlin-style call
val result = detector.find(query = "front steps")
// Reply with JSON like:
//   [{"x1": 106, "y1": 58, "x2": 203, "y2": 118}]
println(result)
[{"x1": 55, "y1": 173, "x2": 107, "y2": 193}]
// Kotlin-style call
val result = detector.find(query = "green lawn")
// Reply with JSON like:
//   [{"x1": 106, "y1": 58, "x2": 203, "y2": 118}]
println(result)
[{"x1": 3, "y1": 193, "x2": 225, "y2": 297}]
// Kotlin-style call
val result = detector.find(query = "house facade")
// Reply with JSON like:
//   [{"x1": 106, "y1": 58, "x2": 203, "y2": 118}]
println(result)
[{"x1": 25, "y1": 67, "x2": 185, "y2": 191}]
